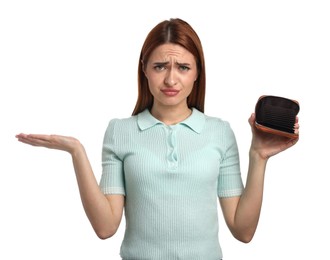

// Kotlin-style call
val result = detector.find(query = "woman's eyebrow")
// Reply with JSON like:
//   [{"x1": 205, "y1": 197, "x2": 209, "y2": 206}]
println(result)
[
  {"x1": 152, "y1": 61, "x2": 191, "y2": 66},
  {"x1": 175, "y1": 62, "x2": 191, "y2": 66},
  {"x1": 152, "y1": 61, "x2": 169, "y2": 66}
]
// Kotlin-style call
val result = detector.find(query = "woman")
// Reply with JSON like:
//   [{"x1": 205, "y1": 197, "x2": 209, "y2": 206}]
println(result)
[{"x1": 16, "y1": 18, "x2": 299, "y2": 259}]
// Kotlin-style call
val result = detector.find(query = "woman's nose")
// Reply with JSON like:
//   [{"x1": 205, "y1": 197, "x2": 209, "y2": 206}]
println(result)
[{"x1": 164, "y1": 69, "x2": 177, "y2": 86}]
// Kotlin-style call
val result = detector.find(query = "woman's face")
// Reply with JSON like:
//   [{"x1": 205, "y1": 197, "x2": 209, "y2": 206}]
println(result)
[{"x1": 143, "y1": 43, "x2": 198, "y2": 110}]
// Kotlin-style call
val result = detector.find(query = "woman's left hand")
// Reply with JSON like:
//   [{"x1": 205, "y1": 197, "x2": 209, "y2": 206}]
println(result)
[
  {"x1": 15, "y1": 133, "x2": 81, "y2": 155},
  {"x1": 248, "y1": 113, "x2": 299, "y2": 160}
]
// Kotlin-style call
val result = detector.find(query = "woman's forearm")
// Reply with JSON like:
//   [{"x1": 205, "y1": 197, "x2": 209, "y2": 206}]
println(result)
[
  {"x1": 70, "y1": 142, "x2": 121, "y2": 238},
  {"x1": 234, "y1": 151, "x2": 268, "y2": 242}
]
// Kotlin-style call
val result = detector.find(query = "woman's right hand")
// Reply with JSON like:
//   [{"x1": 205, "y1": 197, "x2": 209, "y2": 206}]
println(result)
[
  {"x1": 15, "y1": 133, "x2": 81, "y2": 154},
  {"x1": 16, "y1": 133, "x2": 124, "y2": 238}
]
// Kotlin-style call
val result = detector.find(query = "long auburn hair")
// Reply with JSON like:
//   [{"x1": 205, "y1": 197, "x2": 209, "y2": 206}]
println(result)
[{"x1": 132, "y1": 18, "x2": 206, "y2": 116}]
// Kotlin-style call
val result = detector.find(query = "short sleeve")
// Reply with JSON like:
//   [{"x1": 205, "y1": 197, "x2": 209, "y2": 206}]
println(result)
[
  {"x1": 99, "y1": 119, "x2": 126, "y2": 195},
  {"x1": 217, "y1": 122, "x2": 244, "y2": 198}
]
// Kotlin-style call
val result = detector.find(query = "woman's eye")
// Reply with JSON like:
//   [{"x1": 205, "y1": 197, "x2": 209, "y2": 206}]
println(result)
[
  {"x1": 179, "y1": 66, "x2": 190, "y2": 71},
  {"x1": 154, "y1": 65, "x2": 166, "y2": 71}
]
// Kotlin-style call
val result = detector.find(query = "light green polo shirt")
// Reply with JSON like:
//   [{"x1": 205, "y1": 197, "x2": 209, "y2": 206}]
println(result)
[{"x1": 100, "y1": 108, "x2": 244, "y2": 260}]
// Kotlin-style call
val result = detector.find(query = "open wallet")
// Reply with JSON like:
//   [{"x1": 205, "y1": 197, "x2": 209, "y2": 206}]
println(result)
[{"x1": 255, "y1": 95, "x2": 300, "y2": 139}]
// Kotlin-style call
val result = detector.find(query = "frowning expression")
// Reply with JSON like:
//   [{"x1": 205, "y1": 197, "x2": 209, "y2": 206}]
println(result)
[{"x1": 143, "y1": 43, "x2": 198, "y2": 110}]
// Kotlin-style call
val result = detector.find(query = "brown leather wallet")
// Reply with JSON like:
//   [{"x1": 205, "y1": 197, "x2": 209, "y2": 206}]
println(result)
[{"x1": 255, "y1": 95, "x2": 300, "y2": 139}]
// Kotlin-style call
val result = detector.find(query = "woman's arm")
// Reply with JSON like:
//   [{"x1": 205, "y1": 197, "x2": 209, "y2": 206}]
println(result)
[
  {"x1": 220, "y1": 153, "x2": 266, "y2": 243},
  {"x1": 15, "y1": 134, "x2": 124, "y2": 239},
  {"x1": 219, "y1": 114, "x2": 299, "y2": 243}
]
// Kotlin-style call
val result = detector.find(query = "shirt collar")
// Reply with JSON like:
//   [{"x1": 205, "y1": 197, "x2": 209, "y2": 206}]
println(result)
[{"x1": 137, "y1": 108, "x2": 205, "y2": 134}]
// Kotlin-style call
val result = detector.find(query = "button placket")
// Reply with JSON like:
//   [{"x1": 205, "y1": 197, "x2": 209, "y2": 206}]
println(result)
[{"x1": 166, "y1": 125, "x2": 178, "y2": 171}]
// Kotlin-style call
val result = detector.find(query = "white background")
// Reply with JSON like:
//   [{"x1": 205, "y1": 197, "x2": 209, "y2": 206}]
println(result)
[{"x1": 1, "y1": 0, "x2": 329, "y2": 259}]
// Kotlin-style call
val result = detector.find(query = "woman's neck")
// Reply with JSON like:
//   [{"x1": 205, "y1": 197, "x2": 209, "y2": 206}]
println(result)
[{"x1": 151, "y1": 105, "x2": 192, "y2": 125}]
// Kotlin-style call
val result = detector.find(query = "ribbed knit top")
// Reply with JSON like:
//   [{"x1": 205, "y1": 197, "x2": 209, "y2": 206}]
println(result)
[{"x1": 99, "y1": 108, "x2": 244, "y2": 260}]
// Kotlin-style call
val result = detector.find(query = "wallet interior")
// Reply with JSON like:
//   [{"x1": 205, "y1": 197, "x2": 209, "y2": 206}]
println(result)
[{"x1": 255, "y1": 95, "x2": 300, "y2": 137}]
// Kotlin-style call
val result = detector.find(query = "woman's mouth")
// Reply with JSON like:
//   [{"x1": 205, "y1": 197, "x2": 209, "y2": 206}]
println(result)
[{"x1": 161, "y1": 89, "x2": 179, "y2": 97}]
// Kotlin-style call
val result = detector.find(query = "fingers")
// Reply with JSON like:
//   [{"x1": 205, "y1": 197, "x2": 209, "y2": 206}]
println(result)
[
  {"x1": 294, "y1": 116, "x2": 300, "y2": 135},
  {"x1": 284, "y1": 135, "x2": 299, "y2": 151},
  {"x1": 16, "y1": 133, "x2": 47, "y2": 141},
  {"x1": 16, "y1": 133, "x2": 80, "y2": 154},
  {"x1": 16, "y1": 133, "x2": 52, "y2": 147},
  {"x1": 248, "y1": 113, "x2": 256, "y2": 127}
]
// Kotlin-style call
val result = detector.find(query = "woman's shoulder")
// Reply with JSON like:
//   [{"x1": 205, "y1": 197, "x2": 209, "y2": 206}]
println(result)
[
  {"x1": 203, "y1": 112, "x2": 231, "y2": 128},
  {"x1": 107, "y1": 114, "x2": 138, "y2": 128},
  {"x1": 104, "y1": 114, "x2": 139, "y2": 136},
  {"x1": 202, "y1": 112, "x2": 237, "y2": 143}
]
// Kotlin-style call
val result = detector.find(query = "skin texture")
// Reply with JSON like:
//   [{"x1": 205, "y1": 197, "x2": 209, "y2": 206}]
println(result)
[{"x1": 16, "y1": 43, "x2": 299, "y2": 242}]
